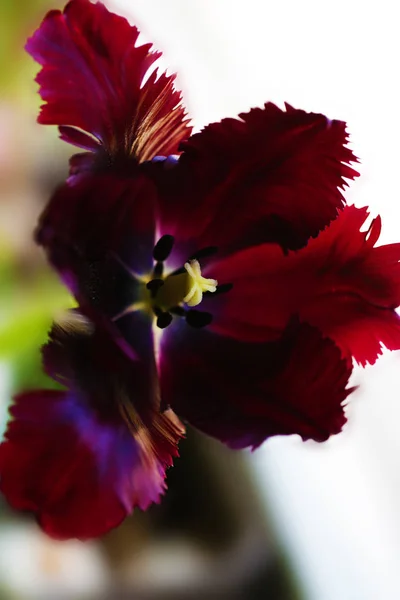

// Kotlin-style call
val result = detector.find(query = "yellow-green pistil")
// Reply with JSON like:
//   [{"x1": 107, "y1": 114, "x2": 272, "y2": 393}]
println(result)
[{"x1": 155, "y1": 259, "x2": 218, "y2": 311}]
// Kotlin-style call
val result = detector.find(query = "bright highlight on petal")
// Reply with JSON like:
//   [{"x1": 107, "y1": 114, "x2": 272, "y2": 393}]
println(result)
[{"x1": 183, "y1": 259, "x2": 218, "y2": 307}]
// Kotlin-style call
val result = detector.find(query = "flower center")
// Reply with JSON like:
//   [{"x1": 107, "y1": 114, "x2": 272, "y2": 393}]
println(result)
[
  {"x1": 155, "y1": 259, "x2": 218, "y2": 310},
  {"x1": 144, "y1": 235, "x2": 230, "y2": 330}
]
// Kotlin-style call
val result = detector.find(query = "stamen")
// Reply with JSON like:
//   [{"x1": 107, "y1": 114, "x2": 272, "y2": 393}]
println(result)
[
  {"x1": 186, "y1": 310, "x2": 213, "y2": 328},
  {"x1": 188, "y1": 246, "x2": 218, "y2": 261},
  {"x1": 153, "y1": 235, "x2": 175, "y2": 262},
  {"x1": 153, "y1": 262, "x2": 164, "y2": 277},
  {"x1": 156, "y1": 312, "x2": 173, "y2": 329},
  {"x1": 169, "y1": 266, "x2": 186, "y2": 276},
  {"x1": 143, "y1": 249, "x2": 218, "y2": 328},
  {"x1": 146, "y1": 278, "x2": 164, "y2": 298},
  {"x1": 183, "y1": 260, "x2": 218, "y2": 307},
  {"x1": 205, "y1": 283, "x2": 233, "y2": 295},
  {"x1": 170, "y1": 306, "x2": 186, "y2": 317}
]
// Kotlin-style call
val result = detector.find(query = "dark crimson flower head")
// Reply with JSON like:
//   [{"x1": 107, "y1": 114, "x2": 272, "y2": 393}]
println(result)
[{"x1": 2, "y1": 0, "x2": 399, "y2": 540}]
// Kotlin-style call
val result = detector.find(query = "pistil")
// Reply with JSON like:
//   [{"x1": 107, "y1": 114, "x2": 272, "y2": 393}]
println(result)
[
  {"x1": 153, "y1": 259, "x2": 218, "y2": 312},
  {"x1": 182, "y1": 260, "x2": 218, "y2": 306}
]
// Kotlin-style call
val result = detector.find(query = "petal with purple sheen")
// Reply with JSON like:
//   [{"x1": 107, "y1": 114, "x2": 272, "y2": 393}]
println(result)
[
  {"x1": 0, "y1": 314, "x2": 184, "y2": 540},
  {"x1": 26, "y1": 0, "x2": 191, "y2": 162},
  {"x1": 0, "y1": 390, "x2": 182, "y2": 540},
  {"x1": 160, "y1": 321, "x2": 353, "y2": 448}
]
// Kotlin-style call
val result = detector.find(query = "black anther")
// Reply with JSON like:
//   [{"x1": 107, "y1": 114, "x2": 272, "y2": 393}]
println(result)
[
  {"x1": 170, "y1": 306, "x2": 186, "y2": 317},
  {"x1": 153, "y1": 262, "x2": 164, "y2": 277},
  {"x1": 153, "y1": 235, "x2": 175, "y2": 262},
  {"x1": 169, "y1": 267, "x2": 186, "y2": 276},
  {"x1": 156, "y1": 312, "x2": 173, "y2": 329},
  {"x1": 188, "y1": 246, "x2": 218, "y2": 261},
  {"x1": 146, "y1": 279, "x2": 164, "y2": 297},
  {"x1": 186, "y1": 310, "x2": 213, "y2": 328},
  {"x1": 214, "y1": 283, "x2": 233, "y2": 295}
]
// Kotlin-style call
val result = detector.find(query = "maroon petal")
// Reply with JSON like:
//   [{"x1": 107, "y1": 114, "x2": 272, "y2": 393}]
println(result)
[
  {"x1": 205, "y1": 205, "x2": 400, "y2": 364},
  {"x1": 300, "y1": 295, "x2": 400, "y2": 367},
  {"x1": 284, "y1": 206, "x2": 400, "y2": 365},
  {"x1": 37, "y1": 173, "x2": 157, "y2": 273},
  {"x1": 160, "y1": 321, "x2": 353, "y2": 448},
  {"x1": 0, "y1": 313, "x2": 184, "y2": 539},
  {"x1": 154, "y1": 103, "x2": 358, "y2": 254},
  {"x1": 36, "y1": 173, "x2": 156, "y2": 346},
  {"x1": 26, "y1": 0, "x2": 191, "y2": 162},
  {"x1": 0, "y1": 390, "x2": 183, "y2": 540}
]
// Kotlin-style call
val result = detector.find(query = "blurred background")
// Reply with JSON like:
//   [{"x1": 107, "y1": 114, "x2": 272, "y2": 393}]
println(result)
[{"x1": 1, "y1": 0, "x2": 400, "y2": 598}]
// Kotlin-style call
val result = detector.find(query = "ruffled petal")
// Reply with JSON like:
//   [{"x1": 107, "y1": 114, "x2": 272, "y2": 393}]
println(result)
[
  {"x1": 160, "y1": 321, "x2": 353, "y2": 448},
  {"x1": 204, "y1": 205, "x2": 400, "y2": 364},
  {"x1": 0, "y1": 313, "x2": 183, "y2": 539},
  {"x1": 153, "y1": 103, "x2": 358, "y2": 256},
  {"x1": 26, "y1": 0, "x2": 191, "y2": 162},
  {"x1": 0, "y1": 390, "x2": 183, "y2": 540},
  {"x1": 300, "y1": 295, "x2": 400, "y2": 367}
]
